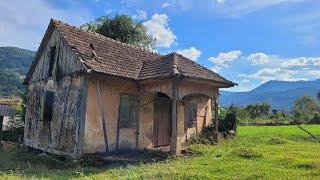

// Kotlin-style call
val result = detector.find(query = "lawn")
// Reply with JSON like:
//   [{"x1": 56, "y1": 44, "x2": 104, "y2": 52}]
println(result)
[{"x1": 1, "y1": 125, "x2": 320, "y2": 179}]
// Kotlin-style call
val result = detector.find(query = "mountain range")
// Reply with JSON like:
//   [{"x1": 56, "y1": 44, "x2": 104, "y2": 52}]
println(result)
[
  {"x1": 0, "y1": 47, "x2": 35, "y2": 97},
  {"x1": 220, "y1": 80, "x2": 320, "y2": 110}
]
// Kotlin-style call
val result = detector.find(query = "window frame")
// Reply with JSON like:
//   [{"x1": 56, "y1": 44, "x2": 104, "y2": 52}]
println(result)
[
  {"x1": 48, "y1": 46, "x2": 56, "y2": 78},
  {"x1": 185, "y1": 102, "x2": 197, "y2": 128},
  {"x1": 119, "y1": 93, "x2": 138, "y2": 129},
  {"x1": 39, "y1": 91, "x2": 55, "y2": 122}
]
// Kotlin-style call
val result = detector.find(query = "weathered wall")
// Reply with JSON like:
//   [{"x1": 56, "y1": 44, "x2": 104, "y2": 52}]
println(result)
[
  {"x1": 24, "y1": 28, "x2": 87, "y2": 157},
  {"x1": 83, "y1": 76, "x2": 140, "y2": 153},
  {"x1": 180, "y1": 97, "x2": 213, "y2": 146},
  {"x1": 83, "y1": 77, "x2": 218, "y2": 154},
  {"x1": 24, "y1": 75, "x2": 87, "y2": 157},
  {"x1": 29, "y1": 29, "x2": 84, "y2": 83}
]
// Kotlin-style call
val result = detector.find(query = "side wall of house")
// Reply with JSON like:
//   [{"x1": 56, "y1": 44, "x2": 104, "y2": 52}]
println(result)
[
  {"x1": 24, "y1": 29, "x2": 87, "y2": 157},
  {"x1": 83, "y1": 77, "x2": 217, "y2": 154},
  {"x1": 83, "y1": 77, "x2": 142, "y2": 153},
  {"x1": 178, "y1": 80, "x2": 218, "y2": 146}
]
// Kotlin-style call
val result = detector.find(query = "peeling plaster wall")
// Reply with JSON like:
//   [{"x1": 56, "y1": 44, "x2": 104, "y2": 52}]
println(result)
[
  {"x1": 24, "y1": 75, "x2": 87, "y2": 157},
  {"x1": 83, "y1": 77, "x2": 141, "y2": 153},
  {"x1": 180, "y1": 97, "x2": 213, "y2": 146}
]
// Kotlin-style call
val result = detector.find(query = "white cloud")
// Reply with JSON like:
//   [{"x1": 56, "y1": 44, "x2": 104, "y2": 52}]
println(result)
[
  {"x1": 132, "y1": 10, "x2": 147, "y2": 20},
  {"x1": 0, "y1": 0, "x2": 93, "y2": 50},
  {"x1": 143, "y1": 13, "x2": 177, "y2": 48},
  {"x1": 215, "y1": 0, "x2": 226, "y2": 4},
  {"x1": 249, "y1": 67, "x2": 306, "y2": 82},
  {"x1": 161, "y1": 2, "x2": 171, "y2": 8},
  {"x1": 281, "y1": 57, "x2": 320, "y2": 68},
  {"x1": 213, "y1": 0, "x2": 303, "y2": 18},
  {"x1": 177, "y1": 47, "x2": 202, "y2": 61},
  {"x1": 247, "y1": 52, "x2": 276, "y2": 65},
  {"x1": 241, "y1": 79, "x2": 250, "y2": 83},
  {"x1": 208, "y1": 50, "x2": 241, "y2": 68}
]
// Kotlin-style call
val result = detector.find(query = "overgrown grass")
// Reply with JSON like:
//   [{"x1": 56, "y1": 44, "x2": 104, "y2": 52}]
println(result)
[{"x1": 1, "y1": 125, "x2": 320, "y2": 179}]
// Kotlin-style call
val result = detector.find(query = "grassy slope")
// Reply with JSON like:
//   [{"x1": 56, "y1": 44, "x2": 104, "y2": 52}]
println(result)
[{"x1": 1, "y1": 125, "x2": 320, "y2": 179}]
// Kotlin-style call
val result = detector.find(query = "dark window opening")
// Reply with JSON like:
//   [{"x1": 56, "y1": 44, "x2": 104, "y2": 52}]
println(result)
[
  {"x1": 186, "y1": 103, "x2": 197, "y2": 128},
  {"x1": 119, "y1": 94, "x2": 138, "y2": 128},
  {"x1": 48, "y1": 46, "x2": 56, "y2": 77},
  {"x1": 39, "y1": 91, "x2": 54, "y2": 121}
]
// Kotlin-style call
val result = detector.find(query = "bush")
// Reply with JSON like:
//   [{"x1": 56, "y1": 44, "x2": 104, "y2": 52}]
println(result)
[
  {"x1": 187, "y1": 106, "x2": 238, "y2": 145},
  {"x1": 219, "y1": 105, "x2": 237, "y2": 134},
  {"x1": 232, "y1": 147, "x2": 262, "y2": 159},
  {"x1": 267, "y1": 137, "x2": 287, "y2": 145}
]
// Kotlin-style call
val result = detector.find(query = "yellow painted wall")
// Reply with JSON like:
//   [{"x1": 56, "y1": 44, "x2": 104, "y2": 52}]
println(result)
[{"x1": 83, "y1": 77, "x2": 218, "y2": 154}]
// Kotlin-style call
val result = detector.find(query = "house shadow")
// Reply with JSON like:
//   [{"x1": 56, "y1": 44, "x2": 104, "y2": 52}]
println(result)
[
  {"x1": 0, "y1": 147, "x2": 175, "y2": 179},
  {"x1": 80, "y1": 149, "x2": 174, "y2": 168}
]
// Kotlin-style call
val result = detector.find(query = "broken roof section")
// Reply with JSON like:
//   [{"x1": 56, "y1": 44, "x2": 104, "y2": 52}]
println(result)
[{"x1": 25, "y1": 19, "x2": 236, "y2": 87}]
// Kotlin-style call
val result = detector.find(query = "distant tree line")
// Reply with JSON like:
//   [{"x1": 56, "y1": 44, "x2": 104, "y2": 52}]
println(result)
[{"x1": 223, "y1": 91, "x2": 320, "y2": 126}]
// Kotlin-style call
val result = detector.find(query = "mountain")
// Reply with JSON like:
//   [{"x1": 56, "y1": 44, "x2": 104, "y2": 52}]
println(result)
[
  {"x1": 220, "y1": 80, "x2": 320, "y2": 110},
  {"x1": 0, "y1": 47, "x2": 35, "y2": 97}
]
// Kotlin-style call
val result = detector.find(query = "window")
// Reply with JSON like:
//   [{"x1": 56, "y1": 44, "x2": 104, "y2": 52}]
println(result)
[
  {"x1": 119, "y1": 94, "x2": 138, "y2": 128},
  {"x1": 185, "y1": 103, "x2": 197, "y2": 128},
  {"x1": 39, "y1": 91, "x2": 54, "y2": 121},
  {"x1": 48, "y1": 46, "x2": 56, "y2": 77}
]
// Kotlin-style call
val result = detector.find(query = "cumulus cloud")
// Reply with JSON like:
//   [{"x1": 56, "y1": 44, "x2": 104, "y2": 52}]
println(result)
[
  {"x1": 208, "y1": 50, "x2": 241, "y2": 68},
  {"x1": 177, "y1": 47, "x2": 202, "y2": 61},
  {"x1": 247, "y1": 52, "x2": 276, "y2": 65},
  {"x1": 0, "y1": 0, "x2": 92, "y2": 50},
  {"x1": 281, "y1": 57, "x2": 320, "y2": 68},
  {"x1": 132, "y1": 10, "x2": 147, "y2": 20},
  {"x1": 249, "y1": 68, "x2": 306, "y2": 82},
  {"x1": 143, "y1": 13, "x2": 177, "y2": 48}
]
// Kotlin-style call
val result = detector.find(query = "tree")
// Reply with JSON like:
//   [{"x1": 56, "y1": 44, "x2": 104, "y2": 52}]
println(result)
[
  {"x1": 81, "y1": 15, "x2": 155, "y2": 49},
  {"x1": 293, "y1": 96, "x2": 319, "y2": 123},
  {"x1": 317, "y1": 90, "x2": 320, "y2": 104}
]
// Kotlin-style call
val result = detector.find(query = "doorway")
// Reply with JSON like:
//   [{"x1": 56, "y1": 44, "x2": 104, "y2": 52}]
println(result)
[{"x1": 153, "y1": 92, "x2": 172, "y2": 147}]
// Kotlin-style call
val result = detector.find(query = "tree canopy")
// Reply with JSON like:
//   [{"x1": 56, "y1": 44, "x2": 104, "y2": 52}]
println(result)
[
  {"x1": 81, "y1": 15, "x2": 155, "y2": 49},
  {"x1": 293, "y1": 96, "x2": 319, "y2": 123}
]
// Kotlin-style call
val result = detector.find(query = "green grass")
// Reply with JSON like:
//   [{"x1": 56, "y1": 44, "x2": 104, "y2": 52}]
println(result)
[{"x1": 1, "y1": 125, "x2": 320, "y2": 179}]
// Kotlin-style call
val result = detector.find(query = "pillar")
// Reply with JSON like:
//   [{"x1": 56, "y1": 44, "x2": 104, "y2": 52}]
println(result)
[{"x1": 170, "y1": 79, "x2": 181, "y2": 155}]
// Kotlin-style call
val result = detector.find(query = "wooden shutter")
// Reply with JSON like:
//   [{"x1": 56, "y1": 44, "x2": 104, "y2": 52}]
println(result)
[
  {"x1": 130, "y1": 96, "x2": 138, "y2": 128},
  {"x1": 48, "y1": 46, "x2": 56, "y2": 77},
  {"x1": 186, "y1": 103, "x2": 197, "y2": 128},
  {"x1": 119, "y1": 94, "x2": 138, "y2": 128},
  {"x1": 44, "y1": 91, "x2": 54, "y2": 121},
  {"x1": 120, "y1": 95, "x2": 130, "y2": 128},
  {"x1": 39, "y1": 93, "x2": 45, "y2": 121}
]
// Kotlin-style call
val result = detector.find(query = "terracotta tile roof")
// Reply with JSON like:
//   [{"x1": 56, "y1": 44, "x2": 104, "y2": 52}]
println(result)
[{"x1": 25, "y1": 19, "x2": 236, "y2": 87}]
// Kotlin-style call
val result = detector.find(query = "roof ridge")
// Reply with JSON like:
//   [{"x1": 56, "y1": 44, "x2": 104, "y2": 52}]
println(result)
[
  {"x1": 173, "y1": 52, "x2": 235, "y2": 84},
  {"x1": 51, "y1": 18, "x2": 162, "y2": 57}
]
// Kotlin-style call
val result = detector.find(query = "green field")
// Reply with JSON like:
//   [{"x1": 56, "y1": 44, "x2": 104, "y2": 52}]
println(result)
[{"x1": 1, "y1": 125, "x2": 320, "y2": 179}]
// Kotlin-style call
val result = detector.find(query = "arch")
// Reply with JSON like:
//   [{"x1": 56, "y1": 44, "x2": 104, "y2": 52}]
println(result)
[{"x1": 181, "y1": 93, "x2": 213, "y2": 103}]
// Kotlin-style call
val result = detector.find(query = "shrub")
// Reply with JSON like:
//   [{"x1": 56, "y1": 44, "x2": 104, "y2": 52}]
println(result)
[
  {"x1": 219, "y1": 105, "x2": 237, "y2": 134},
  {"x1": 267, "y1": 137, "x2": 287, "y2": 145},
  {"x1": 232, "y1": 147, "x2": 262, "y2": 159}
]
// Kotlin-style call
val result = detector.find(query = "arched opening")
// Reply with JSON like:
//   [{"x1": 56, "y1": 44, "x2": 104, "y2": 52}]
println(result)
[{"x1": 153, "y1": 92, "x2": 172, "y2": 147}]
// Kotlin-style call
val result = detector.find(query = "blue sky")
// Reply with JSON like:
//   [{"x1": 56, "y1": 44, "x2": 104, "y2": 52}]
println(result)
[{"x1": 1, "y1": 0, "x2": 320, "y2": 91}]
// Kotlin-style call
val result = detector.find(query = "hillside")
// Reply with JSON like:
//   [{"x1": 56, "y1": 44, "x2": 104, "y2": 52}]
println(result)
[
  {"x1": 220, "y1": 80, "x2": 320, "y2": 109},
  {"x1": 0, "y1": 47, "x2": 35, "y2": 97}
]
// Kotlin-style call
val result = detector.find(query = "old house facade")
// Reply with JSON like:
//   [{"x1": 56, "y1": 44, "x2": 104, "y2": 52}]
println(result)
[{"x1": 23, "y1": 19, "x2": 236, "y2": 157}]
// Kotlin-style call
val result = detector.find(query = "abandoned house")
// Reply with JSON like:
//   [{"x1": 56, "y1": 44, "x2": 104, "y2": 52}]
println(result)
[{"x1": 23, "y1": 19, "x2": 236, "y2": 157}]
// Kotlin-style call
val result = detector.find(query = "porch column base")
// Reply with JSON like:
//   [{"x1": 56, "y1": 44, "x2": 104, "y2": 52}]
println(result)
[{"x1": 170, "y1": 137, "x2": 182, "y2": 155}]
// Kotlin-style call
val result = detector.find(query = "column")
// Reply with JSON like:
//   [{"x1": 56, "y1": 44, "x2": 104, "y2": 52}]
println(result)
[{"x1": 170, "y1": 79, "x2": 181, "y2": 155}]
